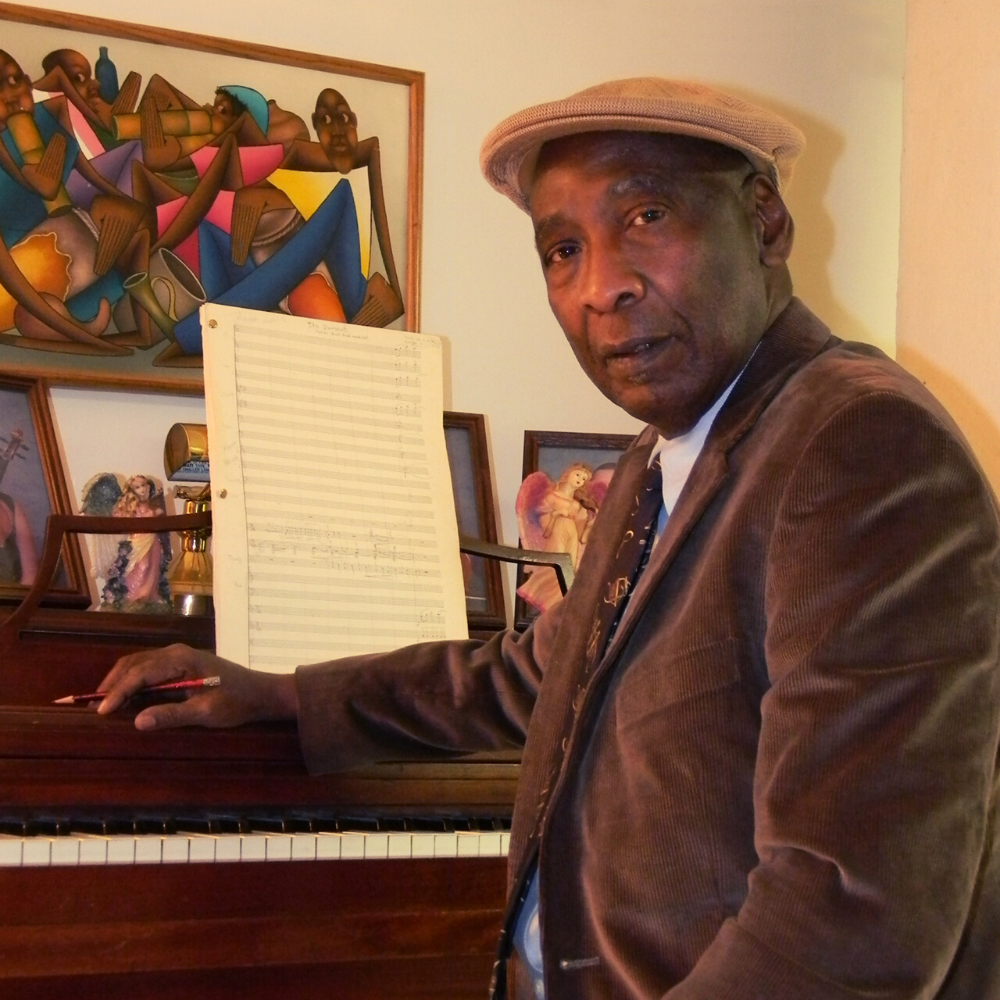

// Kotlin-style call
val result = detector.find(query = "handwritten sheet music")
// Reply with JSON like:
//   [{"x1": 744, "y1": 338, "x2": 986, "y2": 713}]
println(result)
[{"x1": 202, "y1": 305, "x2": 468, "y2": 672}]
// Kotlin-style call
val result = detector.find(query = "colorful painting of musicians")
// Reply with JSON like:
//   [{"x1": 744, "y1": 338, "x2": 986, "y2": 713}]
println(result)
[{"x1": 0, "y1": 20, "x2": 412, "y2": 383}]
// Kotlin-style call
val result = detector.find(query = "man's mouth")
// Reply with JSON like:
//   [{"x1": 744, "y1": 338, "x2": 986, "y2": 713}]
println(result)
[{"x1": 604, "y1": 337, "x2": 672, "y2": 377}]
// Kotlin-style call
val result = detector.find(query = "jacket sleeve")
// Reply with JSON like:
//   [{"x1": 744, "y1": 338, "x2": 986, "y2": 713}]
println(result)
[
  {"x1": 294, "y1": 598, "x2": 566, "y2": 773},
  {"x1": 668, "y1": 392, "x2": 1000, "y2": 999}
]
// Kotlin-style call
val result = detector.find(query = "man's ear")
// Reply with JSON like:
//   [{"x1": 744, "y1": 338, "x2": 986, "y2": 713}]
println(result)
[{"x1": 750, "y1": 174, "x2": 794, "y2": 267}]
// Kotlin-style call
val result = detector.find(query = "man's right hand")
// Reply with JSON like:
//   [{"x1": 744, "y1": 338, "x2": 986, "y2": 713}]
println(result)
[{"x1": 95, "y1": 644, "x2": 299, "y2": 731}]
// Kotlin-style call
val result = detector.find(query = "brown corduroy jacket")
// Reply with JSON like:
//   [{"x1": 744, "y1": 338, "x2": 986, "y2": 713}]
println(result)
[{"x1": 296, "y1": 299, "x2": 1000, "y2": 1000}]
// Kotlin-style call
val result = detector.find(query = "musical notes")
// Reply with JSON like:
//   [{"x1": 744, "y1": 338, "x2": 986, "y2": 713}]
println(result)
[{"x1": 202, "y1": 306, "x2": 468, "y2": 672}]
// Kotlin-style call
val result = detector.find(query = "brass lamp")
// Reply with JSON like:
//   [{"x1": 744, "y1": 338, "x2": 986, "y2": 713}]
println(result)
[{"x1": 163, "y1": 423, "x2": 213, "y2": 615}]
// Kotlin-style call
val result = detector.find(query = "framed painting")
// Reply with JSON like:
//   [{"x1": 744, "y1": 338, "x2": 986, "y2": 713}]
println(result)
[
  {"x1": 0, "y1": 373, "x2": 88, "y2": 606},
  {"x1": 0, "y1": 3, "x2": 423, "y2": 392},
  {"x1": 514, "y1": 429, "x2": 636, "y2": 630},
  {"x1": 444, "y1": 411, "x2": 506, "y2": 633}
]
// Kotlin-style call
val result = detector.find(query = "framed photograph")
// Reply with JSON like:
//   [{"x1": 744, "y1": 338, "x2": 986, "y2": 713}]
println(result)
[
  {"x1": 0, "y1": 373, "x2": 88, "y2": 606},
  {"x1": 514, "y1": 429, "x2": 636, "y2": 630},
  {"x1": 0, "y1": 3, "x2": 423, "y2": 392},
  {"x1": 444, "y1": 411, "x2": 506, "y2": 633}
]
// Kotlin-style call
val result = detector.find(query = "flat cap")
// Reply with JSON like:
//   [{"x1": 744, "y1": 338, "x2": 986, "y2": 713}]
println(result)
[{"x1": 480, "y1": 77, "x2": 806, "y2": 212}]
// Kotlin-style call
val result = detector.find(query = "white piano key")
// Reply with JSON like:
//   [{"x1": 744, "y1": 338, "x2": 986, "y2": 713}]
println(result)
[
  {"x1": 0, "y1": 836, "x2": 22, "y2": 866},
  {"x1": 340, "y1": 833, "x2": 365, "y2": 859},
  {"x1": 315, "y1": 833, "x2": 341, "y2": 860},
  {"x1": 78, "y1": 836, "x2": 108, "y2": 865},
  {"x1": 188, "y1": 836, "x2": 216, "y2": 863},
  {"x1": 265, "y1": 835, "x2": 292, "y2": 861},
  {"x1": 241, "y1": 834, "x2": 267, "y2": 862},
  {"x1": 363, "y1": 832, "x2": 388, "y2": 859},
  {"x1": 214, "y1": 835, "x2": 242, "y2": 863},
  {"x1": 387, "y1": 832, "x2": 412, "y2": 858},
  {"x1": 291, "y1": 834, "x2": 317, "y2": 860},
  {"x1": 434, "y1": 832, "x2": 459, "y2": 858},
  {"x1": 106, "y1": 836, "x2": 136, "y2": 864},
  {"x1": 22, "y1": 838, "x2": 51, "y2": 866},
  {"x1": 500, "y1": 832, "x2": 510, "y2": 856},
  {"x1": 457, "y1": 832, "x2": 481, "y2": 857},
  {"x1": 478, "y1": 832, "x2": 503, "y2": 857},
  {"x1": 411, "y1": 833, "x2": 436, "y2": 858},
  {"x1": 162, "y1": 837, "x2": 191, "y2": 863},
  {"x1": 105, "y1": 837, "x2": 136, "y2": 864},
  {"x1": 134, "y1": 836, "x2": 163, "y2": 864},
  {"x1": 51, "y1": 838, "x2": 80, "y2": 866}
]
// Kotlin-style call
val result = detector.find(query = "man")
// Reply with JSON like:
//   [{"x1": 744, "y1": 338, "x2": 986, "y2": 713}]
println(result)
[{"x1": 97, "y1": 79, "x2": 1000, "y2": 999}]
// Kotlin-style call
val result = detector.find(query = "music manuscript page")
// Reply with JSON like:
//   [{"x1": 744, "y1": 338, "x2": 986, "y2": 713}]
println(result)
[{"x1": 201, "y1": 305, "x2": 468, "y2": 672}]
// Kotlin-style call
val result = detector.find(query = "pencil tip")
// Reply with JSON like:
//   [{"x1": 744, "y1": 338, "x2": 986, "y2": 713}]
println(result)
[{"x1": 52, "y1": 696, "x2": 74, "y2": 705}]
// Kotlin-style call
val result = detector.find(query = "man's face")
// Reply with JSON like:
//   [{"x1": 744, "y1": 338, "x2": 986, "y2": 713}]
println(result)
[
  {"x1": 312, "y1": 89, "x2": 358, "y2": 172},
  {"x1": 0, "y1": 52, "x2": 33, "y2": 126},
  {"x1": 530, "y1": 132, "x2": 775, "y2": 438}
]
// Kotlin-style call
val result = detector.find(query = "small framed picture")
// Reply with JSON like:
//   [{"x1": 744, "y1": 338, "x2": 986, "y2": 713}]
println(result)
[
  {"x1": 0, "y1": 374, "x2": 88, "y2": 606},
  {"x1": 444, "y1": 411, "x2": 506, "y2": 633},
  {"x1": 514, "y1": 429, "x2": 636, "y2": 630}
]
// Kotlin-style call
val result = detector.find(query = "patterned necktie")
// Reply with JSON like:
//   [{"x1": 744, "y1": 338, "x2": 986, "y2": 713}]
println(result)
[{"x1": 584, "y1": 457, "x2": 663, "y2": 667}]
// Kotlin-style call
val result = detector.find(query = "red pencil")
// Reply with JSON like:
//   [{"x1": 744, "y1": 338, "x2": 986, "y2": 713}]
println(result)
[{"x1": 53, "y1": 676, "x2": 222, "y2": 705}]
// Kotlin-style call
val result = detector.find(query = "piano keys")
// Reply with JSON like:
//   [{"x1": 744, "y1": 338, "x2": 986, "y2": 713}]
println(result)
[{"x1": 0, "y1": 594, "x2": 519, "y2": 998}]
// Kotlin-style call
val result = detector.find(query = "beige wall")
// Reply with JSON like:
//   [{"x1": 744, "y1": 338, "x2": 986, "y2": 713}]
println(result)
[
  {"x1": 18, "y1": 0, "x2": 904, "y2": 615},
  {"x1": 897, "y1": 0, "x2": 1000, "y2": 492}
]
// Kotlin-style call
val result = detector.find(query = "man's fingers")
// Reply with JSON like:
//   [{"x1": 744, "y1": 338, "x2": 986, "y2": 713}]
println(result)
[
  {"x1": 96, "y1": 645, "x2": 199, "y2": 714},
  {"x1": 133, "y1": 698, "x2": 210, "y2": 731}
]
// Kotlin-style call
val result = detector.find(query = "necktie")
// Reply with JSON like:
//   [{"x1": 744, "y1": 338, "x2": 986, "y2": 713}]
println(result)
[{"x1": 584, "y1": 457, "x2": 663, "y2": 667}]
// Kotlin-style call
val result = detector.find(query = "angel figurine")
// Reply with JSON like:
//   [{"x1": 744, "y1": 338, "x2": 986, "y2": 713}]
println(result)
[
  {"x1": 81, "y1": 472, "x2": 172, "y2": 612},
  {"x1": 515, "y1": 462, "x2": 600, "y2": 613}
]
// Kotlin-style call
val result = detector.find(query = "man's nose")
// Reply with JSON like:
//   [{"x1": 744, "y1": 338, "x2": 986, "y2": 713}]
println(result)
[{"x1": 580, "y1": 241, "x2": 644, "y2": 313}]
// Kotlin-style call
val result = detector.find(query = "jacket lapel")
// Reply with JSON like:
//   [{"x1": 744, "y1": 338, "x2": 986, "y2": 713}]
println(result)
[{"x1": 598, "y1": 298, "x2": 834, "y2": 667}]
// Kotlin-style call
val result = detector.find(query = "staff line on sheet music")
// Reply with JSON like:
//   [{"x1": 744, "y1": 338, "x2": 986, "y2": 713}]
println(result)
[
  {"x1": 249, "y1": 611, "x2": 447, "y2": 626},
  {"x1": 244, "y1": 517, "x2": 437, "y2": 538},
  {"x1": 241, "y1": 454, "x2": 429, "y2": 479},
  {"x1": 243, "y1": 510, "x2": 436, "y2": 534},
  {"x1": 237, "y1": 395, "x2": 423, "y2": 421},
  {"x1": 235, "y1": 345, "x2": 424, "y2": 377},
  {"x1": 234, "y1": 322, "x2": 423, "y2": 358},
  {"x1": 243, "y1": 469, "x2": 430, "y2": 493},
  {"x1": 240, "y1": 438, "x2": 428, "y2": 461},
  {"x1": 235, "y1": 379, "x2": 422, "y2": 407},
  {"x1": 248, "y1": 560, "x2": 440, "y2": 579},
  {"x1": 249, "y1": 594, "x2": 445, "y2": 610},
  {"x1": 247, "y1": 541, "x2": 441, "y2": 562},
  {"x1": 249, "y1": 632, "x2": 446, "y2": 649},
  {"x1": 248, "y1": 572, "x2": 443, "y2": 591},
  {"x1": 244, "y1": 499, "x2": 435, "y2": 520},
  {"x1": 236, "y1": 335, "x2": 424, "y2": 364},
  {"x1": 237, "y1": 365, "x2": 425, "y2": 392},
  {"x1": 240, "y1": 416, "x2": 424, "y2": 438},
  {"x1": 246, "y1": 529, "x2": 441, "y2": 552},
  {"x1": 245, "y1": 542, "x2": 437, "y2": 562},
  {"x1": 234, "y1": 325, "x2": 425, "y2": 360},
  {"x1": 241, "y1": 443, "x2": 428, "y2": 464},
  {"x1": 243, "y1": 426, "x2": 427, "y2": 447},
  {"x1": 245, "y1": 481, "x2": 432, "y2": 504},
  {"x1": 235, "y1": 361, "x2": 425, "y2": 394}
]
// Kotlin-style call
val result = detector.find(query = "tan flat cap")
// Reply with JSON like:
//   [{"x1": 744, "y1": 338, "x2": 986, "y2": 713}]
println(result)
[{"x1": 480, "y1": 77, "x2": 806, "y2": 212}]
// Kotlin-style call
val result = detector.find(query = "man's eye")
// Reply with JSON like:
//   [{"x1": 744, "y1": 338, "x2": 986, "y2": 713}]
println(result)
[
  {"x1": 543, "y1": 243, "x2": 580, "y2": 267},
  {"x1": 631, "y1": 207, "x2": 667, "y2": 226}
]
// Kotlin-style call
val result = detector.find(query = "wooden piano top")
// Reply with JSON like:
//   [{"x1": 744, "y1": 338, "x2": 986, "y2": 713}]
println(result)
[{"x1": 0, "y1": 605, "x2": 520, "y2": 819}]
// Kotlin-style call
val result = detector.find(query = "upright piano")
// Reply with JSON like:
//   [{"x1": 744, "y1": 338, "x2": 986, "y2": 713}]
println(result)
[{"x1": 0, "y1": 533, "x2": 518, "y2": 999}]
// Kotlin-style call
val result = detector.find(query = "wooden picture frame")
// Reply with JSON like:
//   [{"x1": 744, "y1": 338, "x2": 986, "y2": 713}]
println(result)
[
  {"x1": 443, "y1": 411, "x2": 506, "y2": 634},
  {"x1": 0, "y1": 373, "x2": 88, "y2": 607},
  {"x1": 0, "y1": 2, "x2": 423, "y2": 392},
  {"x1": 514, "y1": 429, "x2": 636, "y2": 630}
]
